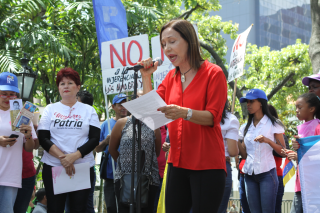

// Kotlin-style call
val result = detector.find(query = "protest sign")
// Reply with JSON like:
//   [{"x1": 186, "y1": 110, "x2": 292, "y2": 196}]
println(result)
[
  {"x1": 151, "y1": 36, "x2": 173, "y2": 89},
  {"x1": 229, "y1": 25, "x2": 253, "y2": 112},
  {"x1": 101, "y1": 34, "x2": 149, "y2": 94},
  {"x1": 228, "y1": 25, "x2": 252, "y2": 83}
]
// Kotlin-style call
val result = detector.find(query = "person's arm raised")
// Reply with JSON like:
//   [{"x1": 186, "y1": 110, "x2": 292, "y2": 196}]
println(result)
[{"x1": 138, "y1": 58, "x2": 159, "y2": 94}]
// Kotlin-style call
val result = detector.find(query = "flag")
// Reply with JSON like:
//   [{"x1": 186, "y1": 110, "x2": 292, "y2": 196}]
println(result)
[
  {"x1": 297, "y1": 135, "x2": 320, "y2": 213},
  {"x1": 227, "y1": 25, "x2": 252, "y2": 82},
  {"x1": 282, "y1": 158, "x2": 295, "y2": 186},
  {"x1": 92, "y1": 0, "x2": 128, "y2": 57},
  {"x1": 157, "y1": 162, "x2": 168, "y2": 213}
]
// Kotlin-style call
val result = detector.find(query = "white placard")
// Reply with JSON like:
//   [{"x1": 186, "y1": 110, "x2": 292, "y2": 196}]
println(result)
[
  {"x1": 101, "y1": 34, "x2": 149, "y2": 95},
  {"x1": 102, "y1": 66, "x2": 143, "y2": 95},
  {"x1": 52, "y1": 162, "x2": 91, "y2": 195},
  {"x1": 151, "y1": 36, "x2": 171, "y2": 65},
  {"x1": 151, "y1": 35, "x2": 173, "y2": 90},
  {"x1": 153, "y1": 63, "x2": 175, "y2": 90},
  {"x1": 101, "y1": 34, "x2": 149, "y2": 70},
  {"x1": 228, "y1": 25, "x2": 253, "y2": 83}
]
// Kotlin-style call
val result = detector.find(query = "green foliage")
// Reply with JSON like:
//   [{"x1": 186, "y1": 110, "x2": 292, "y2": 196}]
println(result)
[
  {"x1": 0, "y1": 0, "x2": 238, "y2": 121},
  {"x1": 233, "y1": 39, "x2": 311, "y2": 133}
]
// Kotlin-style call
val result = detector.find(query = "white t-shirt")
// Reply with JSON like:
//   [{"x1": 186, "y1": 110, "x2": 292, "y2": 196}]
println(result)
[
  {"x1": 38, "y1": 101, "x2": 100, "y2": 167},
  {"x1": 0, "y1": 109, "x2": 37, "y2": 188},
  {"x1": 238, "y1": 123, "x2": 246, "y2": 141},
  {"x1": 241, "y1": 115, "x2": 284, "y2": 175},
  {"x1": 220, "y1": 112, "x2": 239, "y2": 157}
]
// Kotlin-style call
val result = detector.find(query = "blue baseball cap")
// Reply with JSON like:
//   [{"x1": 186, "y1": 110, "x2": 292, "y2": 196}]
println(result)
[
  {"x1": 0, "y1": 72, "x2": 20, "y2": 93},
  {"x1": 112, "y1": 93, "x2": 126, "y2": 104},
  {"x1": 239, "y1": 89, "x2": 268, "y2": 103}
]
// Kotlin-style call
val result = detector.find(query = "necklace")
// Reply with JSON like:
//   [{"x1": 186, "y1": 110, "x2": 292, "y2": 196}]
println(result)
[{"x1": 180, "y1": 68, "x2": 192, "y2": 83}]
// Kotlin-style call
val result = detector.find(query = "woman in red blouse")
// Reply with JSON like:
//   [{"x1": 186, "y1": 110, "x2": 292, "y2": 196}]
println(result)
[{"x1": 139, "y1": 19, "x2": 227, "y2": 213}]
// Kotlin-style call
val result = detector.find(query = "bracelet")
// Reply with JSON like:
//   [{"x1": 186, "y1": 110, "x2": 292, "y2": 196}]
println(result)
[{"x1": 25, "y1": 133, "x2": 32, "y2": 140}]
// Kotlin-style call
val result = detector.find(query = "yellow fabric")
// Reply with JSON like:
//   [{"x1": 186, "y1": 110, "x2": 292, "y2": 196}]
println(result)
[
  {"x1": 157, "y1": 162, "x2": 168, "y2": 213},
  {"x1": 283, "y1": 166, "x2": 295, "y2": 186}
]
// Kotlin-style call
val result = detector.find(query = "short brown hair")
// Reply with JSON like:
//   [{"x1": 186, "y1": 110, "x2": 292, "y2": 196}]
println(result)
[{"x1": 160, "y1": 19, "x2": 204, "y2": 75}]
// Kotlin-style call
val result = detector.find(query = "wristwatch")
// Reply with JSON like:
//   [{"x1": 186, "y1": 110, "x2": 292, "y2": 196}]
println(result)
[{"x1": 184, "y1": 108, "x2": 193, "y2": 121}]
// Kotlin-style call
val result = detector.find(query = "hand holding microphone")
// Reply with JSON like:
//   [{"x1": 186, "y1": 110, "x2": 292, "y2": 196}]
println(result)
[{"x1": 136, "y1": 57, "x2": 163, "y2": 77}]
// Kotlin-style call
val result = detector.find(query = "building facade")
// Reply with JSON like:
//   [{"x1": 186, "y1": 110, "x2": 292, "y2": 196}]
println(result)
[{"x1": 213, "y1": 0, "x2": 311, "y2": 61}]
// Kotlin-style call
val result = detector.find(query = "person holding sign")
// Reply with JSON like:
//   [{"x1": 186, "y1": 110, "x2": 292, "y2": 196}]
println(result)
[
  {"x1": 37, "y1": 68, "x2": 100, "y2": 212},
  {"x1": 139, "y1": 19, "x2": 227, "y2": 213},
  {"x1": 237, "y1": 89, "x2": 286, "y2": 213},
  {"x1": 0, "y1": 72, "x2": 36, "y2": 213}
]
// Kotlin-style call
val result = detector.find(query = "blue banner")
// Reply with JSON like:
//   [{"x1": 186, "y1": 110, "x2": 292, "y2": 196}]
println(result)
[
  {"x1": 297, "y1": 135, "x2": 320, "y2": 212},
  {"x1": 92, "y1": 0, "x2": 128, "y2": 57}
]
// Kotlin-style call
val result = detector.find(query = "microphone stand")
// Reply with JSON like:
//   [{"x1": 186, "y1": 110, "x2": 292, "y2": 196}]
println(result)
[{"x1": 129, "y1": 67, "x2": 142, "y2": 213}]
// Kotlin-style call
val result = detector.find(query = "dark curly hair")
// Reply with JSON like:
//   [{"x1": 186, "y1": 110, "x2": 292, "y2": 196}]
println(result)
[{"x1": 298, "y1": 93, "x2": 320, "y2": 119}]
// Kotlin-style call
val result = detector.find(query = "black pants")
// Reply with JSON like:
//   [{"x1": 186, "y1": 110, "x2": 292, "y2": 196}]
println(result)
[
  {"x1": 114, "y1": 180, "x2": 158, "y2": 213},
  {"x1": 165, "y1": 163, "x2": 225, "y2": 213},
  {"x1": 42, "y1": 163, "x2": 94, "y2": 213},
  {"x1": 103, "y1": 178, "x2": 119, "y2": 213}
]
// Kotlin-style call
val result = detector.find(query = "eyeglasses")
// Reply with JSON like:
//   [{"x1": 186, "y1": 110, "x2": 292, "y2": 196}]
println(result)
[{"x1": 0, "y1": 95, "x2": 17, "y2": 99}]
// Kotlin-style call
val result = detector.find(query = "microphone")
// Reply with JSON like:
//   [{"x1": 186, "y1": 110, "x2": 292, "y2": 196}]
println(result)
[{"x1": 127, "y1": 57, "x2": 163, "y2": 71}]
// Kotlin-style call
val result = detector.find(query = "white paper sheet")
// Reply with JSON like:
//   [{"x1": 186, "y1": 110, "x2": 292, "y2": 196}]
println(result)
[
  {"x1": 122, "y1": 90, "x2": 173, "y2": 130},
  {"x1": 52, "y1": 162, "x2": 91, "y2": 195}
]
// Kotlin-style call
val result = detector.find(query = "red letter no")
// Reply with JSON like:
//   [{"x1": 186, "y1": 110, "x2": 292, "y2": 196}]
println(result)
[
  {"x1": 110, "y1": 42, "x2": 126, "y2": 68},
  {"x1": 127, "y1": 40, "x2": 143, "y2": 66}
]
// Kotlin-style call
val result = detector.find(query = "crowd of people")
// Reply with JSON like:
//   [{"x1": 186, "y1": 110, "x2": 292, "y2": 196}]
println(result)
[{"x1": 0, "y1": 18, "x2": 319, "y2": 213}]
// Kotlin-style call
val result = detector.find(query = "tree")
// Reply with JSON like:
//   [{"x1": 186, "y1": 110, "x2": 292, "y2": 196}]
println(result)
[
  {"x1": 0, "y1": 0, "x2": 239, "y2": 116},
  {"x1": 238, "y1": 40, "x2": 311, "y2": 117},
  {"x1": 309, "y1": 0, "x2": 320, "y2": 74}
]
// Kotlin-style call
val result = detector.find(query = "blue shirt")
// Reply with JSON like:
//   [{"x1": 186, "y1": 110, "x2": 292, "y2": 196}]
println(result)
[{"x1": 100, "y1": 118, "x2": 117, "y2": 179}]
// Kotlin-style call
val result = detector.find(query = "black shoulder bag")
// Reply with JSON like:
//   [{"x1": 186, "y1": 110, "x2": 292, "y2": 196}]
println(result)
[
  {"x1": 119, "y1": 142, "x2": 155, "y2": 208},
  {"x1": 100, "y1": 149, "x2": 109, "y2": 180}
]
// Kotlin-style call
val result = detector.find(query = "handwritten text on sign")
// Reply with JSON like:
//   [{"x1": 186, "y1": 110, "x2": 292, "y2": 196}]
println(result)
[
  {"x1": 101, "y1": 34, "x2": 149, "y2": 70},
  {"x1": 101, "y1": 34, "x2": 149, "y2": 94},
  {"x1": 102, "y1": 67, "x2": 143, "y2": 95},
  {"x1": 228, "y1": 25, "x2": 252, "y2": 83}
]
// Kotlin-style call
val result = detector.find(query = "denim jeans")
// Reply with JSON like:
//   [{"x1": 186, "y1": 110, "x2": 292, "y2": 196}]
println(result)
[
  {"x1": 245, "y1": 168, "x2": 278, "y2": 213},
  {"x1": 0, "y1": 185, "x2": 18, "y2": 213},
  {"x1": 13, "y1": 175, "x2": 36, "y2": 213},
  {"x1": 65, "y1": 172, "x2": 96, "y2": 213},
  {"x1": 275, "y1": 176, "x2": 284, "y2": 213},
  {"x1": 218, "y1": 162, "x2": 232, "y2": 213},
  {"x1": 239, "y1": 174, "x2": 251, "y2": 213}
]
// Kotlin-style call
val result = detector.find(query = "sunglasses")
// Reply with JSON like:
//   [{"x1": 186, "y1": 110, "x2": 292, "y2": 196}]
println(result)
[{"x1": 0, "y1": 95, "x2": 17, "y2": 99}]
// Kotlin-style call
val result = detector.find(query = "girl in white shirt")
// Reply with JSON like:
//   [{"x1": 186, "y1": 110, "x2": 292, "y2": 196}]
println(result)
[
  {"x1": 217, "y1": 100, "x2": 239, "y2": 213},
  {"x1": 238, "y1": 89, "x2": 285, "y2": 213}
]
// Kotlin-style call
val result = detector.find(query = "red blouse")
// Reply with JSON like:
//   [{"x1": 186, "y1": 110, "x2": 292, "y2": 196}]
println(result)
[{"x1": 156, "y1": 60, "x2": 227, "y2": 171}]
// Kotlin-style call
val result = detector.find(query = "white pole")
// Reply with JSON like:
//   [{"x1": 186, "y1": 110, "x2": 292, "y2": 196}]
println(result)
[{"x1": 104, "y1": 94, "x2": 118, "y2": 213}]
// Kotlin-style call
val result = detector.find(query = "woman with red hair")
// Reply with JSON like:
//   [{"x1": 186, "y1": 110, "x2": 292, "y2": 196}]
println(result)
[{"x1": 38, "y1": 68, "x2": 101, "y2": 212}]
